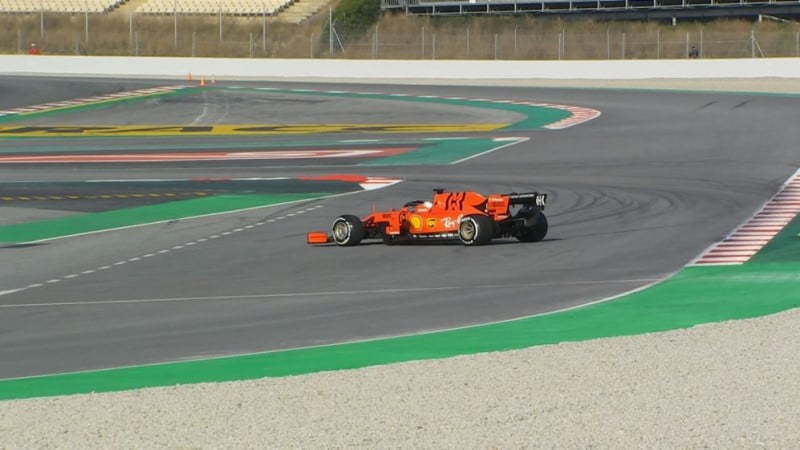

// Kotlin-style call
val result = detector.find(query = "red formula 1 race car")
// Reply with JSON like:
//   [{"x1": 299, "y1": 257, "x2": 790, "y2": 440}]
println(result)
[{"x1": 307, "y1": 188, "x2": 548, "y2": 246}]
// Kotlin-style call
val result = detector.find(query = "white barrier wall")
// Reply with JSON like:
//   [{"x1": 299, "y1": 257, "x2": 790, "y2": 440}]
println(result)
[{"x1": 0, "y1": 55, "x2": 799, "y2": 79}]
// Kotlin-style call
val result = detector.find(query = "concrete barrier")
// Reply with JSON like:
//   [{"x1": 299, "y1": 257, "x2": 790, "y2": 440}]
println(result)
[{"x1": 1, "y1": 55, "x2": 799, "y2": 80}]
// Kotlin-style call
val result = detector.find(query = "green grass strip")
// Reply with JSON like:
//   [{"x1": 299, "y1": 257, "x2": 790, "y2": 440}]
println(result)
[
  {"x1": 0, "y1": 193, "x2": 324, "y2": 243},
  {"x1": 1, "y1": 217, "x2": 798, "y2": 400}
]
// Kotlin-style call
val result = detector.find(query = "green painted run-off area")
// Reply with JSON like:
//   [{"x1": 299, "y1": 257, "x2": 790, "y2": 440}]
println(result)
[{"x1": 1, "y1": 216, "x2": 797, "y2": 400}]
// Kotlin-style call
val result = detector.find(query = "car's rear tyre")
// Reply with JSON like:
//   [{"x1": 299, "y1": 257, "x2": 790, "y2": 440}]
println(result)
[
  {"x1": 517, "y1": 212, "x2": 548, "y2": 242},
  {"x1": 331, "y1": 215, "x2": 366, "y2": 246},
  {"x1": 459, "y1": 215, "x2": 494, "y2": 246}
]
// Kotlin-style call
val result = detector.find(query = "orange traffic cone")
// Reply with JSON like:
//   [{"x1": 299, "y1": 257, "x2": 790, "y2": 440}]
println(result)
[
  {"x1": 200, "y1": 77, "x2": 205, "y2": 87},
  {"x1": 187, "y1": 72, "x2": 192, "y2": 81}
]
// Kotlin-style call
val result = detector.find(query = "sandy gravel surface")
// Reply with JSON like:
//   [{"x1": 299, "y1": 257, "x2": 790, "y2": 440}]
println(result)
[
  {"x1": 1, "y1": 309, "x2": 799, "y2": 448},
  {"x1": 1, "y1": 78, "x2": 798, "y2": 448}
]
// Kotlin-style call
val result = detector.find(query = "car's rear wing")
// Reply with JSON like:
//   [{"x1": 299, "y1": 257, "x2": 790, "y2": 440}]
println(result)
[{"x1": 507, "y1": 192, "x2": 547, "y2": 209}]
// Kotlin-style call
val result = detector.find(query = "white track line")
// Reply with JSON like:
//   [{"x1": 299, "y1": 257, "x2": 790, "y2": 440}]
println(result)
[
  {"x1": 0, "y1": 204, "x2": 325, "y2": 298},
  {"x1": 0, "y1": 278, "x2": 660, "y2": 309}
]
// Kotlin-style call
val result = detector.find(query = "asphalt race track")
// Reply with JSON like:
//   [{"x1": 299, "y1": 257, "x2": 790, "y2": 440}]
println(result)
[{"x1": 1, "y1": 76, "x2": 798, "y2": 379}]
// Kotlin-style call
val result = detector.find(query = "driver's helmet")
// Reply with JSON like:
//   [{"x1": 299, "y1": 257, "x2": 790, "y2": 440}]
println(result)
[{"x1": 423, "y1": 201, "x2": 433, "y2": 209}]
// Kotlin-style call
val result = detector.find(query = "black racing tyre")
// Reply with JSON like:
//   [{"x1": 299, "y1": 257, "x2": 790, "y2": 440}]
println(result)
[
  {"x1": 517, "y1": 212, "x2": 548, "y2": 243},
  {"x1": 331, "y1": 215, "x2": 366, "y2": 246},
  {"x1": 458, "y1": 214, "x2": 494, "y2": 246}
]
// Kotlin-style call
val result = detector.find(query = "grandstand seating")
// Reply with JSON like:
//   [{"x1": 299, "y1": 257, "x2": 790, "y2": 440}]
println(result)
[
  {"x1": 0, "y1": 0, "x2": 124, "y2": 13},
  {"x1": 135, "y1": 0, "x2": 293, "y2": 15},
  {"x1": 0, "y1": 0, "x2": 324, "y2": 22}
]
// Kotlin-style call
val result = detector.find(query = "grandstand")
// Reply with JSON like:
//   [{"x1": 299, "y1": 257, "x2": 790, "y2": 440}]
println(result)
[
  {"x1": 136, "y1": 0, "x2": 290, "y2": 16},
  {"x1": 0, "y1": 0, "x2": 328, "y2": 22},
  {"x1": 0, "y1": 0, "x2": 124, "y2": 13}
]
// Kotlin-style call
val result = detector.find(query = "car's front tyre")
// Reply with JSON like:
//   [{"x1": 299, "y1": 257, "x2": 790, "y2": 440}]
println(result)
[{"x1": 331, "y1": 215, "x2": 366, "y2": 246}]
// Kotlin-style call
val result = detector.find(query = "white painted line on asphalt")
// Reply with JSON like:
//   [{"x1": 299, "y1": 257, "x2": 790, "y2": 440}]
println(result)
[
  {"x1": 0, "y1": 289, "x2": 25, "y2": 296},
  {"x1": 450, "y1": 137, "x2": 529, "y2": 165},
  {"x1": 2, "y1": 202, "x2": 329, "y2": 296},
  {"x1": 0, "y1": 278, "x2": 662, "y2": 308}
]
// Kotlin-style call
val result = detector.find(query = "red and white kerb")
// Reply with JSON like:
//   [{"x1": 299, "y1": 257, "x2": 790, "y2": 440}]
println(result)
[{"x1": 693, "y1": 170, "x2": 800, "y2": 266}]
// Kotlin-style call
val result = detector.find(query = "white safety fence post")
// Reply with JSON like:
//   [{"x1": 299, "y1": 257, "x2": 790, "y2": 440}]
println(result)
[
  {"x1": 129, "y1": 2, "x2": 134, "y2": 47},
  {"x1": 685, "y1": 31, "x2": 689, "y2": 58},
  {"x1": 85, "y1": 0, "x2": 89, "y2": 46},
  {"x1": 173, "y1": 0, "x2": 178, "y2": 49},
  {"x1": 421, "y1": 26, "x2": 425, "y2": 59},
  {"x1": 656, "y1": 29, "x2": 660, "y2": 59},
  {"x1": 262, "y1": 6, "x2": 267, "y2": 54},
  {"x1": 699, "y1": 29, "x2": 703, "y2": 57},
  {"x1": 466, "y1": 26, "x2": 470, "y2": 58},
  {"x1": 514, "y1": 26, "x2": 518, "y2": 58}
]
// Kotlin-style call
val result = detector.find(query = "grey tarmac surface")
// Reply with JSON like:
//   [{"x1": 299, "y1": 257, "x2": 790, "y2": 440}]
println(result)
[{"x1": 0, "y1": 77, "x2": 798, "y2": 378}]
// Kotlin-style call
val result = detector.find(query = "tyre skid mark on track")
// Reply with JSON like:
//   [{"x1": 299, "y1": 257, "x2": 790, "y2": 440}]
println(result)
[
  {"x1": 0, "y1": 204, "x2": 324, "y2": 298},
  {"x1": 0, "y1": 86, "x2": 186, "y2": 118},
  {"x1": 249, "y1": 86, "x2": 601, "y2": 130}
]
